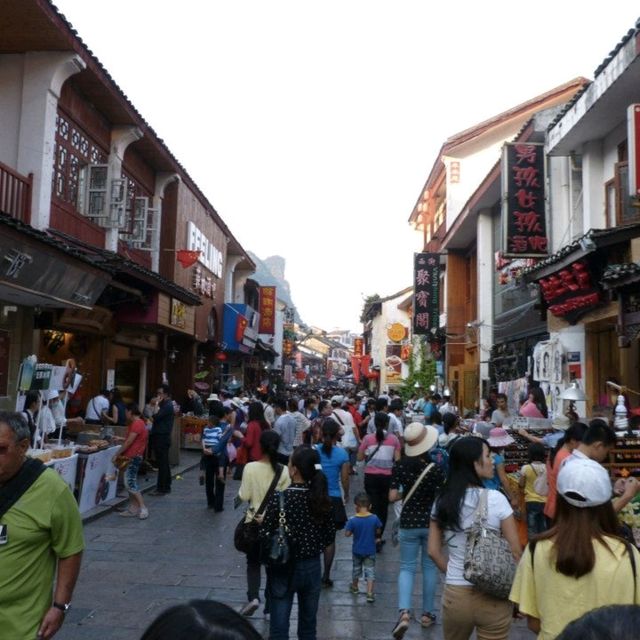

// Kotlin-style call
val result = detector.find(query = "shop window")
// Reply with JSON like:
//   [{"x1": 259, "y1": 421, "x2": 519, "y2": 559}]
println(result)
[
  {"x1": 52, "y1": 113, "x2": 108, "y2": 209},
  {"x1": 613, "y1": 162, "x2": 640, "y2": 226},
  {"x1": 118, "y1": 172, "x2": 157, "y2": 250}
]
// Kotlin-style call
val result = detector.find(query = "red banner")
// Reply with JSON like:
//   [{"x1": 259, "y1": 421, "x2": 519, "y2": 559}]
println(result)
[
  {"x1": 258, "y1": 286, "x2": 276, "y2": 334},
  {"x1": 351, "y1": 356, "x2": 361, "y2": 384}
]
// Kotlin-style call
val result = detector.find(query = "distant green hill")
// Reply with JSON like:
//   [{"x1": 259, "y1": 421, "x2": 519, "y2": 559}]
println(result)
[{"x1": 248, "y1": 252, "x2": 304, "y2": 326}]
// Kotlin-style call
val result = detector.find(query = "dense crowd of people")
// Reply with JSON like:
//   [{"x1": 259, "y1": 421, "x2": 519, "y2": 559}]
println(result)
[{"x1": 4, "y1": 383, "x2": 640, "y2": 640}]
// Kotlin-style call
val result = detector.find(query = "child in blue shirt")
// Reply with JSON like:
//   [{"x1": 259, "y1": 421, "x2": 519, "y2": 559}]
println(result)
[{"x1": 345, "y1": 492, "x2": 382, "y2": 603}]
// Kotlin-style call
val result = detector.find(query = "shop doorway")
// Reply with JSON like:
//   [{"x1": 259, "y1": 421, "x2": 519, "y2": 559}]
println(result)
[
  {"x1": 114, "y1": 360, "x2": 140, "y2": 407},
  {"x1": 587, "y1": 319, "x2": 619, "y2": 414}
]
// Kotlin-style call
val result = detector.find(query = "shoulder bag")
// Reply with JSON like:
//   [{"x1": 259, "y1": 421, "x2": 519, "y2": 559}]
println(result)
[
  {"x1": 260, "y1": 490, "x2": 291, "y2": 567},
  {"x1": 234, "y1": 464, "x2": 282, "y2": 554},
  {"x1": 391, "y1": 462, "x2": 434, "y2": 546},
  {"x1": 463, "y1": 489, "x2": 517, "y2": 599}
]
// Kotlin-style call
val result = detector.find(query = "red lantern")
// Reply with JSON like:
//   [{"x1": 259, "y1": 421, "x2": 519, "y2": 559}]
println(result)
[{"x1": 215, "y1": 352, "x2": 227, "y2": 362}]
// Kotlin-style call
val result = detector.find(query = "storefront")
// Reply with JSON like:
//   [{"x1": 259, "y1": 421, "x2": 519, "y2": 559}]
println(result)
[{"x1": 0, "y1": 213, "x2": 111, "y2": 410}]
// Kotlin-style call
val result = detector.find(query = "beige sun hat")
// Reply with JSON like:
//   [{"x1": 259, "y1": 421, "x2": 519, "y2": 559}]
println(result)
[{"x1": 403, "y1": 422, "x2": 439, "y2": 457}]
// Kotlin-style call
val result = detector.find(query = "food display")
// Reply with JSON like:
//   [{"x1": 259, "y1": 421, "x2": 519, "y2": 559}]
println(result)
[{"x1": 28, "y1": 448, "x2": 52, "y2": 463}]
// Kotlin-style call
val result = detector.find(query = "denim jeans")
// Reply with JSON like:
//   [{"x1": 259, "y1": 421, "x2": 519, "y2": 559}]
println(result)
[
  {"x1": 526, "y1": 501, "x2": 547, "y2": 539},
  {"x1": 268, "y1": 556, "x2": 322, "y2": 640},
  {"x1": 398, "y1": 527, "x2": 438, "y2": 614}
]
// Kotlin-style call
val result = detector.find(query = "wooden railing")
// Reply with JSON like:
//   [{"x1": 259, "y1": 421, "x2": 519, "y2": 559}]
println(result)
[{"x1": 0, "y1": 161, "x2": 32, "y2": 224}]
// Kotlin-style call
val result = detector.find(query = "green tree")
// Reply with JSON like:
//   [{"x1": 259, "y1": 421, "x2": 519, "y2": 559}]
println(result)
[
  {"x1": 400, "y1": 336, "x2": 436, "y2": 402},
  {"x1": 360, "y1": 293, "x2": 381, "y2": 323}
]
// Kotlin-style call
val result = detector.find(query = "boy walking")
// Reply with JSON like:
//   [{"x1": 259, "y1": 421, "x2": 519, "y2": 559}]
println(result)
[{"x1": 345, "y1": 492, "x2": 382, "y2": 603}]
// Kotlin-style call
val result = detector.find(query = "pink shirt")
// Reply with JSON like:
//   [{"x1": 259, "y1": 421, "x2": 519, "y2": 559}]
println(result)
[
  {"x1": 519, "y1": 400, "x2": 545, "y2": 419},
  {"x1": 358, "y1": 433, "x2": 400, "y2": 476}
]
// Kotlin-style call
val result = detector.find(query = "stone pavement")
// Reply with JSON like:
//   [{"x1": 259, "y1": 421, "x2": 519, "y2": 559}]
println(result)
[{"x1": 57, "y1": 462, "x2": 534, "y2": 640}]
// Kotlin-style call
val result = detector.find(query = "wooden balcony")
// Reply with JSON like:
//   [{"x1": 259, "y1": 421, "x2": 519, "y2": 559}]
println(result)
[{"x1": 0, "y1": 161, "x2": 32, "y2": 224}]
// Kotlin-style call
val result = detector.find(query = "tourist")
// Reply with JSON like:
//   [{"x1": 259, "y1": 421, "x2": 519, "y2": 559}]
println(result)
[
  {"x1": 237, "y1": 430, "x2": 290, "y2": 618},
  {"x1": 510, "y1": 457, "x2": 640, "y2": 639},
  {"x1": 429, "y1": 437, "x2": 521, "y2": 640},
  {"x1": 260, "y1": 446, "x2": 334, "y2": 640},
  {"x1": 389, "y1": 423, "x2": 446, "y2": 637},
  {"x1": 315, "y1": 419, "x2": 350, "y2": 587},
  {"x1": 518, "y1": 442, "x2": 547, "y2": 538}
]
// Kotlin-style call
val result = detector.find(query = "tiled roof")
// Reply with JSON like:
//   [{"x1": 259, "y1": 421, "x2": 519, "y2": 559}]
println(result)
[
  {"x1": 50, "y1": 229, "x2": 201, "y2": 305},
  {"x1": 601, "y1": 262, "x2": 640, "y2": 283},
  {"x1": 547, "y1": 19, "x2": 640, "y2": 132},
  {"x1": 0, "y1": 211, "x2": 110, "y2": 273},
  {"x1": 521, "y1": 225, "x2": 640, "y2": 279}
]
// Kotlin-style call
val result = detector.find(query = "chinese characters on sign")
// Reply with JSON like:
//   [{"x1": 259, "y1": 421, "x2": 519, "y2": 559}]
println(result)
[
  {"x1": 502, "y1": 142, "x2": 548, "y2": 258},
  {"x1": 413, "y1": 252, "x2": 440, "y2": 335},
  {"x1": 170, "y1": 299, "x2": 186, "y2": 329},
  {"x1": 192, "y1": 266, "x2": 215, "y2": 299},
  {"x1": 258, "y1": 286, "x2": 276, "y2": 335},
  {"x1": 538, "y1": 259, "x2": 602, "y2": 324}
]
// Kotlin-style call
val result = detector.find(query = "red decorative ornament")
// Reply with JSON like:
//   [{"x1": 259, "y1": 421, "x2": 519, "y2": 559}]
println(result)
[{"x1": 215, "y1": 352, "x2": 227, "y2": 362}]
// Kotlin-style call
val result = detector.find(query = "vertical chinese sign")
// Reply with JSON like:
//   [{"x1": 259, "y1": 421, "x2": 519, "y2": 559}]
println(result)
[
  {"x1": 502, "y1": 142, "x2": 548, "y2": 258},
  {"x1": 413, "y1": 253, "x2": 440, "y2": 335},
  {"x1": 258, "y1": 286, "x2": 276, "y2": 334}
]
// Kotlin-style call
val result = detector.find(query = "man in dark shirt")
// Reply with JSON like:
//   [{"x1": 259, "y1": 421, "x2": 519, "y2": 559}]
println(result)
[{"x1": 150, "y1": 384, "x2": 174, "y2": 495}]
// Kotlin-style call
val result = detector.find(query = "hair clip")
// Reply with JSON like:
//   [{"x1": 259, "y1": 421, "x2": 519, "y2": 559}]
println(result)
[{"x1": 314, "y1": 463, "x2": 322, "y2": 470}]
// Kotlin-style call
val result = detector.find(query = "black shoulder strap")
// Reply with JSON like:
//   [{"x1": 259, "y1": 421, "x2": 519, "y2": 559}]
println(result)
[
  {"x1": 256, "y1": 464, "x2": 283, "y2": 518},
  {"x1": 332, "y1": 411, "x2": 344, "y2": 426},
  {"x1": 0, "y1": 458, "x2": 46, "y2": 519}
]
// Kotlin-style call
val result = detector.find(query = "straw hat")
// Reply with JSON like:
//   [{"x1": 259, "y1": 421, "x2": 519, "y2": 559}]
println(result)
[{"x1": 403, "y1": 422, "x2": 438, "y2": 457}]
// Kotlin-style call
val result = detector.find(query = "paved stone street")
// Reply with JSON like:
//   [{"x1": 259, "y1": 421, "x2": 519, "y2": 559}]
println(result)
[{"x1": 58, "y1": 463, "x2": 534, "y2": 640}]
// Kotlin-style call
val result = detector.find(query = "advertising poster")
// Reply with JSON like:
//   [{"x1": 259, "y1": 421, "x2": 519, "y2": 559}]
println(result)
[{"x1": 77, "y1": 446, "x2": 120, "y2": 514}]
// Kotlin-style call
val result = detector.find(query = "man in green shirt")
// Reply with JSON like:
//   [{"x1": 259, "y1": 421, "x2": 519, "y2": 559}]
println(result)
[{"x1": 0, "y1": 411, "x2": 84, "y2": 639}]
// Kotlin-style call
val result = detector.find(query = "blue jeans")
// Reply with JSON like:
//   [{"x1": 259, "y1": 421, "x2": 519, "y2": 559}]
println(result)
[
  {"x1": 526, "y1": 501, "x2": 547, "y2": 539},
  {"x1": 398, "y1": 527, "x2": 438, "y2": 615},
  {"x1": 268, "y1": 556, "x2": 321, "y2": 640}
]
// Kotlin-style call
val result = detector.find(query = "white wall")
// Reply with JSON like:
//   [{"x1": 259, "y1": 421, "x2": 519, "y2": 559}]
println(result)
[{"x1": 0, "y1": 55, "x2": 23, "y2": 168}]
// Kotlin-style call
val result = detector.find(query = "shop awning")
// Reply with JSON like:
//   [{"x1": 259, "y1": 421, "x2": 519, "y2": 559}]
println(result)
[{"x1": 254, "y1": 338, "x2": 279, "y2": 360}]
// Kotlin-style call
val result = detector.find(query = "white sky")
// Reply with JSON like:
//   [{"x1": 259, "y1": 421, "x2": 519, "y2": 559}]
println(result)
[{"x1": 53, "y1": 1, "x2": 640, "y2": 332}]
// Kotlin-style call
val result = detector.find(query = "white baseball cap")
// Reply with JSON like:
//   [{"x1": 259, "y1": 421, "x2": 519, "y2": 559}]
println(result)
[{"x1": 557, "y1": 457, "x2": 612, "y2": 508}]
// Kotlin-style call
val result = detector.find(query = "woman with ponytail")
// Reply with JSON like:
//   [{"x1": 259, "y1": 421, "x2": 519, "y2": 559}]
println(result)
[
  {"x1": 357, "y1": 411, "x2": 401, "y2": 545},
  {"x1": 315, "y1": 418, "x2": 350, "y2": 586},
  {"x1": 237, "y1": 431, "x2": 290, "y2": 618},
  {"x1": 260, "y1": 446, "x2": 334, "y2": 640}
]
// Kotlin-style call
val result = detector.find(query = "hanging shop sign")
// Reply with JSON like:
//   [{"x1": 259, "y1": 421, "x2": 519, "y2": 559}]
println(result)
[
  {"x1": 502, "y1": 142, "x2": 548, "y2": 258},
  {"x1": 258, "y1": 286, "x2": 276, "y2": 335},
  {"x1": 628, "y1": 104, "x2": 640, "y2": 197},
  {"x1": 353, "y1": 337, "x2": 364, "y2": 357},
  {"x1": 385, "y1": 344, "x2": 403, "y2": 384},
  {"x1": 413, "y1": 252, "x2": 440, "y2": 335},
  {"x1": 538, "y1": 259, "x2": 603, "y2": 324},
  {"x1": 387, "y1": 323, "x2": 406, "y2": 343}
]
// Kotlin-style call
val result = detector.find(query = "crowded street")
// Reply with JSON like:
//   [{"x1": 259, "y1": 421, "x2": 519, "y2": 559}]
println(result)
[
  {"x1": 55, "y1": 455, "x2": 533, "y2": 640},
  {"x1": 4, "y1": 2, "x2": 640, "y2": 640}
]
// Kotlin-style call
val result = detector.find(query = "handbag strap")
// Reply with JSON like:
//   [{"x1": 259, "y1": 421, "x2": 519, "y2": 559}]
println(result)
[
  {"x1": 332, "y1": 411, "x2": 344, "y2": 426},
  {"x1": 470, "y1": 488, "x2": 489, "y2": 528},
  {"x1": 403, "y1": 462, "x2": 434, "y2": 506},
  {"x1": 255, "y1": 464, "x2": 283, "y2": 518},
  {"x1": 364, "y1": 441, "x2": 383, "y2": 465}
]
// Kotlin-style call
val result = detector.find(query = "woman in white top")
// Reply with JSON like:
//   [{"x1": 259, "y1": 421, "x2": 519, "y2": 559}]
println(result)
[
  {"x1": 237, "y1": 430, "x2": 290, "y2": 618},
  {"x1": 428, "y1": 437, "x2": 521, "y2": 640}
]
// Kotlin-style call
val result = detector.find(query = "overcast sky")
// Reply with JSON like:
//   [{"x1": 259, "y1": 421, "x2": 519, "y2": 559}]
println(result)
[{"x1": 53, "y1": 1, "x2": 639, "y2": 331}]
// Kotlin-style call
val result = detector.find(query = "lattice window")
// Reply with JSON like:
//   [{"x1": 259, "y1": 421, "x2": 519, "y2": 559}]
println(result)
[
  {"x1": 119, "y1": 170, "x2": 155, "y2": 248},
  {"x1": 52, "y1": 113, "x2": 107, "y2": 209}
]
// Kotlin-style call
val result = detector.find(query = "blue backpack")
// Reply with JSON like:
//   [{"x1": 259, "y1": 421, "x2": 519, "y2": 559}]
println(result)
[{"x1": 429, "y1": 436, "x2": 459, "y2": 476}]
